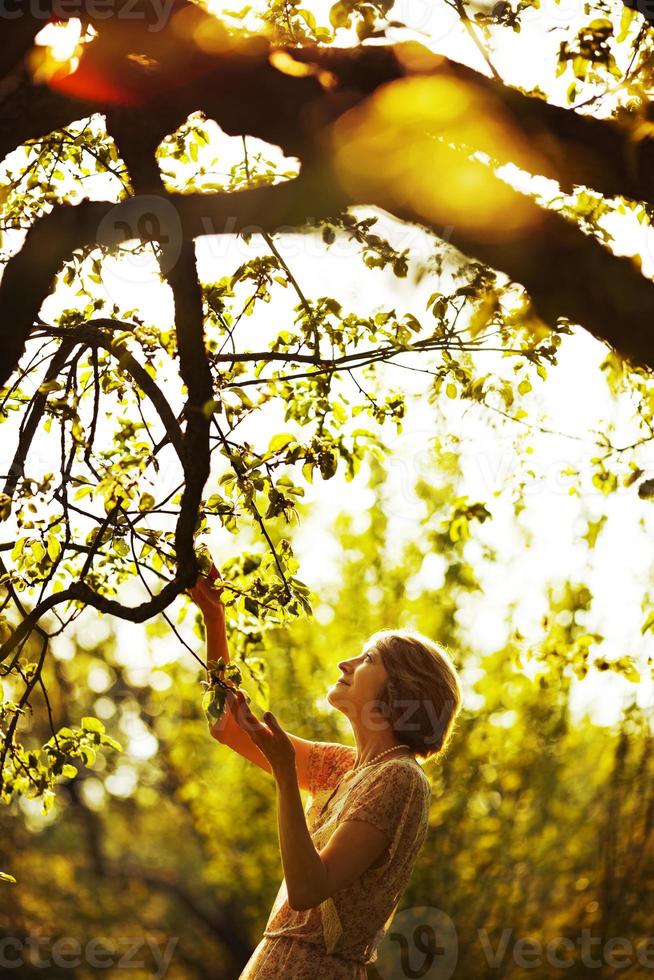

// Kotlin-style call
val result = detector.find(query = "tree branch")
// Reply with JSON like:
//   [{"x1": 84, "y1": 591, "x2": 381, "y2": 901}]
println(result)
[
  {"x1": 35, "y1": 320, "x2": 186, "y2": 460},
  {"x1": 0, "y1": 171, "x2": 344, "y2": 387}
]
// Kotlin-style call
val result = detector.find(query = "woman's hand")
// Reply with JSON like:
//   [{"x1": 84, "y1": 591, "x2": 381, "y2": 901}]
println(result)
[
  {"x1": 207, "y1": 686, "x2": 237, "y2": 739},
  {"x1": 187, "y1": 570, "x2": 225, "y2": 622},
  {"x1": 231, "y1": 690, "x2": 296, "y2": 780}
]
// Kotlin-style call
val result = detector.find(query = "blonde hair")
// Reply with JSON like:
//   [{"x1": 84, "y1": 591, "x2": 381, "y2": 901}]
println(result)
[{"x1": 370, "y1": 628, "x2": 462, "y2": 761}]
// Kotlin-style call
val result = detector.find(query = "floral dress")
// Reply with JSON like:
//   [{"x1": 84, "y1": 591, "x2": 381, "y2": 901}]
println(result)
[{"x1": 238, "y1": 741, "x2": 432, "y2": 979}]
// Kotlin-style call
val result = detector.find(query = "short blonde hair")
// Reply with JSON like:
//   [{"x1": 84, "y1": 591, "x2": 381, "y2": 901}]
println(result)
[{"x1": 370, "y1": 628, "x2": 462, "y2": 761}]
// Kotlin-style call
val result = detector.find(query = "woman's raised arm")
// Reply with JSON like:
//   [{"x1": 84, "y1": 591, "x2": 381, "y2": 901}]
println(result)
[{"x1": 188, "y1": 573, "x2": 318, "y2": 788}]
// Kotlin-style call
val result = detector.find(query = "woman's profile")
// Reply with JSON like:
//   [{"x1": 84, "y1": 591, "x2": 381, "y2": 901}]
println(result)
[{"x1": 189, "y1": 567, "x2": 462, "y2": 979}]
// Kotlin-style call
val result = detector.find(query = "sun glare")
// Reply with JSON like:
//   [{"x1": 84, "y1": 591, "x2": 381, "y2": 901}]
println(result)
[{"x1": 31, "y1": 19, "x2": 88, "y2": 83}]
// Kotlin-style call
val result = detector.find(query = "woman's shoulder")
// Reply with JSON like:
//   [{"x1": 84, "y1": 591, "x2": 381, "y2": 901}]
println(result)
[
  {"x1": 388, "y1": 757, "x2": 431, "y2": 800},
  {"x1": 379, "y1": 754, "x2": 430, "y2": 777},
  {"x1": 365, "y1": 755, "x2": 432, "y2": 796}
]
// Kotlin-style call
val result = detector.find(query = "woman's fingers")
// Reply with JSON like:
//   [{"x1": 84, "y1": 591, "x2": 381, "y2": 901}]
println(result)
[
  {"x1": 232, "y1": 691, "x2": 270, "y2": 741},
  {"x1": 223, "y1": 687, "x2": 237, "y2": 714},
  {"x1": 230, "y1": 698, "x2": 295, "y2": 775}
]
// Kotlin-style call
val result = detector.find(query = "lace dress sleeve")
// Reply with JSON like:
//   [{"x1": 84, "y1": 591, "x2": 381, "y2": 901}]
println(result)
[{"x1": 307, "y1": 741, "x2": 356, "y2": 797}]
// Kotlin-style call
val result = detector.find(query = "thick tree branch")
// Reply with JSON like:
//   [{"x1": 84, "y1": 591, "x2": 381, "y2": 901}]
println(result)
[
  {"x1": 106, "y1": 115, "x2": 212, "y2": 597},
  {"x1": 0, "y1": 72, "x2": 90, "y2": 164},
  {"x1": 0, "y1": 171, "x2": 345, "y2": 387},
  {"x1": 3, "y1": 144, "x2": 654, "y2": 393},
  {"x1": 378, "y1": 142, "x2": 654, "y2": 373},
  {"x1": 290, "y1": 44, "x2": 654, "y2": 202},
  {"x1": 4, "y1": 27, "x2": 654, "y2": 207},
  {"x1": 1, "y1": 21, "x2": 653, "y2": 386}
]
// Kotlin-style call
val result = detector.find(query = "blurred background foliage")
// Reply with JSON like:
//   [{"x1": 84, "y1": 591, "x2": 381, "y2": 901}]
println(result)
[{"x1": 1, "y1": 447, "x2": 652, "y2": 979}]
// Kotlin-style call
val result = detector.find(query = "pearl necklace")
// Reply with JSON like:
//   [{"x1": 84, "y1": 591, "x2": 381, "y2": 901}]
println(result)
[{"x1": 348, "y1": 743, "x2": 412, "y2": 775}]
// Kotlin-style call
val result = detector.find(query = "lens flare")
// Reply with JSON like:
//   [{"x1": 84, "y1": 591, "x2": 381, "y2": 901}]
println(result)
[
  {"x1": 330, "y1": 74, "x2": 545, "y2": 241},
  {"x1": 30, "y1": 20, "x2": 86, "y2": 84}
]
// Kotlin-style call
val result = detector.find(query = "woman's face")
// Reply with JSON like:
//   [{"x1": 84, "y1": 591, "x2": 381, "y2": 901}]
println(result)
[{"x1": 326, "y1": 642, "x2": 390, "y2": 723}]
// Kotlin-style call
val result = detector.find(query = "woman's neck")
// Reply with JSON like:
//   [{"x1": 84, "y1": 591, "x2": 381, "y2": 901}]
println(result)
[{"x1": 351, "y1": 724, "x2": 411, "y2": 768}]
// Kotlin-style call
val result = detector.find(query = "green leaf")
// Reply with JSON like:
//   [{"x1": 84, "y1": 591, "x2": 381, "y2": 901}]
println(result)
[
  {"x1": 46, "y1": 535, "x2": 61, "y2": 562},
  {"x1": 0, "y1": 493, "x2": 11, "y2": 522},
  {"x1": 642, "y1": 611, "x2": 654, "y2": 636},
  {"x1": 329, "y1": 1, "x2": 350, "y2": 28},
  {"x1": 268, "y1": 432, "x2": 296, "y2": 453},
  {"x1": 79, "y1": 746, "x2": 95, "y2": 765},
  {"x1": 617, "y1": 5, "x2": 636, "y2": 42},
  {"x1": 139, "y1": 493, "x2": 156, "y2": 513},
  {"x1": 31, "y1": 541, "x2": 46, "y2": 563},
  {"x1": 81, "y1": 716, "x2": 105, "y2": 734},
  {"x1": 101, "y1": 735, "x2": 123, "y2": 752},
  {"x1": 202, "y1": 687, "x2": 226, "y2": 723},
  {"x1": 203, "y1": 399, "x2": 221, "y2": 418},
  {"x1": 11, "y1": 537, "x2": 26, "y2": 561},
  {"x1": 297, "y1": 7, "x2": 316, "y2": 30}
]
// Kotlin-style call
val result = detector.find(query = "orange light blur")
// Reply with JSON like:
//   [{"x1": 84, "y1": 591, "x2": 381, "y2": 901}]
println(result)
[{"x1": 330, "y1": 74, "x2": 544, "y2": 241}]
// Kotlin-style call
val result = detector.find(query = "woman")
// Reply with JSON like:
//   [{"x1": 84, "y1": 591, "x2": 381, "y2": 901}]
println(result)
[{"x1": 189, "y1": 572, "x2": 462, "y2": 980}]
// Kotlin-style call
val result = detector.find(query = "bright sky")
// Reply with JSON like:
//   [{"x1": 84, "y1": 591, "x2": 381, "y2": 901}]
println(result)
[{"x1": 8, "y1": 7, "x2": 654, "y2": 753}]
